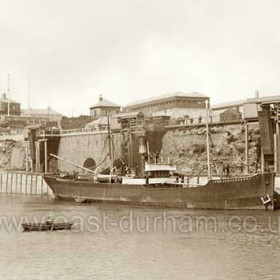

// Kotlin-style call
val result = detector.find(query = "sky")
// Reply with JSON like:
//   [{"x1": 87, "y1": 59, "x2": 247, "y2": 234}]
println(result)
[{"x1": 1, "y1": 0, "x2": 280, "y2": 116}]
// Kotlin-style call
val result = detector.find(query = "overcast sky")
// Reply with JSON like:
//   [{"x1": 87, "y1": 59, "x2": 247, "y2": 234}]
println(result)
[{"x1": 1, "y1": 0, "x2": 280, "y2": 116}]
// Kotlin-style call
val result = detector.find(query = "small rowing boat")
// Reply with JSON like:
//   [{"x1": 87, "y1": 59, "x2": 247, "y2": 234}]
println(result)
[{"x1": 22, "y1": 222, "x2": 73, "y2": 231}]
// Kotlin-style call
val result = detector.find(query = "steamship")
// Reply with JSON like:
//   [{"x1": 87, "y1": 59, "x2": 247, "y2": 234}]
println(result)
[
  {"x1": 44, "y1": 164, "x2": 276, "y2": 210},
  {"x1": 43, "y1": 102, "x2": 279, "y2": 211}
]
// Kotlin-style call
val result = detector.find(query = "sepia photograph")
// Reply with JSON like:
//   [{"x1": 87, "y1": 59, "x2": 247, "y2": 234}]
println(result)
[{"x1": 0, "y1": 0, "x2": 280, "y2": 279}]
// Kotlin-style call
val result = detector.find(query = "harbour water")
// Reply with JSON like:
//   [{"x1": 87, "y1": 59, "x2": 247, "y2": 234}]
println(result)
[{"x1": 1, "y1": 194, "x2": 280, "y2": 280}]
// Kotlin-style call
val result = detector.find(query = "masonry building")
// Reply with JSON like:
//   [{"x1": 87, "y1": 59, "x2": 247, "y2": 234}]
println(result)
[
  {"x1": 211, "y1": 92, "x2": 280, "y2": 122},
  {"x1": 0, "y1": 93, "x2": 21, "y2": 116},
  {"x1": 90, "y1": 95, "x2": 121, "y2": 120},
  {"x1": 20, "y1": 107, "x2": 63, "y2": 128},
  {"x1": 122, "y1": 91, "x2": 210, "y2": 124},
  {"x1": 124, "y1": 91, "x2": 208, "y2": 113}
]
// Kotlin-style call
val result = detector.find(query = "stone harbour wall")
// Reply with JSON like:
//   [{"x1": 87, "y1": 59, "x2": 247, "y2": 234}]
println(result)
[
  {"x1": 0, "y1": 140, "x2": 26, "y2": 170},
  {"x1": 160, "y1": 123, "x2": 260, "y2": 175},
  {"x1": 1, "y1": 123, "x2": 261, "y2": 175},
  {"x1": 57, "y1": 132, "x2": 123, "y2": 172}
]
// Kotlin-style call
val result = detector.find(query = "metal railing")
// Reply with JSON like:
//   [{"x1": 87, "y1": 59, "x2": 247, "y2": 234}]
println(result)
[{"x1": 39, "y1": 128, "x2": 109, "y2": 137}]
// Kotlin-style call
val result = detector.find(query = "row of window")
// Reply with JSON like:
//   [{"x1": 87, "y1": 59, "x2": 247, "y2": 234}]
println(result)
[
  {"x1": 128, "y1": 99, "x2": 205, "y2": 111},
  {"x1": 91, "y1": 109, "x2": 120, "y2": 116},
  {"x1": 0, "y1": 104, "x2": 20, "y2": 110}
]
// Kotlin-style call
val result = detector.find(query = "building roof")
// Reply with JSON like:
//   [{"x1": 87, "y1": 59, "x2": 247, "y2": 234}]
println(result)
[
  {"x1": 212, "y1": 94, "x2": 280, "y2": 110},
  {"x1": 114, "y1": 111, "x2": 144, "y2": 119},
  {"x1": 211, "y1": 99, "x2": 245, "y2": 110},
  {"x1": 21, "y1": 107, "x2": 62, "y2": 116},
  {"x1": 0, "y1": 94, "x2": 20, "y2": 104},
  {"x1": 85, "y1": 116, "x2": 120, "y2": 129},
  {"x1": 90, "y1": 96, "x2": 120, "y2": 109},
  {"x1": 124, "y1": 91, "x2": 208, "y2": 107},
  {"x1": 246, "y1": 95, "x2": 280, "y2": 104},
  {"x1": 220, "y1": 107, "x2": 241, "y2": 115},
  {"x1": 152, "y1": 108, "x2": 214, "y2": 119},
  {"x1": 85, "y1": 117, "x2": 108, "y2": 126}
]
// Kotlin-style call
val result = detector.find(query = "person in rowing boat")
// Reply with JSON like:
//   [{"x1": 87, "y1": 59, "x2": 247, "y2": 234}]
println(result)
[{"x1": 45, "y1": 217, "x2": 54, "y2": 225}]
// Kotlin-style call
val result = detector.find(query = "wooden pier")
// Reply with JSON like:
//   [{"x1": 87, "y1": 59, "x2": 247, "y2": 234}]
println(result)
[{"x1": 0, "y1": 171, "x2": 52, "y2": 196}]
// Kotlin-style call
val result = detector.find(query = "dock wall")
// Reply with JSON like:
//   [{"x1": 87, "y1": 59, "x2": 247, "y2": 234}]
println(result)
[
  {"x1": 0, "y1": 122, "x2": 261, "y2": 176},
  {"x1": 54, "y1": 122, "x2": 260, "y2": 175},
  {"x1": 57, "y1": 132, "x2": 123, "y2": 172}
]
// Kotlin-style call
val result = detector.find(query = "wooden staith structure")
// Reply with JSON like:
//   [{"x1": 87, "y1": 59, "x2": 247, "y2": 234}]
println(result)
[
  {"x1": 0, "y1": 171, "x2": 51, "y2": 196},
  {"x1": 258, "y1": 101, "x2": 280, "y2": 175}
]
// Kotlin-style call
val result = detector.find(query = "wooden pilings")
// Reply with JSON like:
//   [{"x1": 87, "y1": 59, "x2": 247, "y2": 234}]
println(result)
[
  {"x1": 35, "y1": 141, "x2": 40, "y2": 173},
  {"x1": 275, "y1": 121, "x2": 280, "y2": 175},
  {"x1": 0, "y1": 171, "x2": 52, "y2": 196},
  {"x1": 0, "y1": 173, "x2": 2, "y2": 192}
]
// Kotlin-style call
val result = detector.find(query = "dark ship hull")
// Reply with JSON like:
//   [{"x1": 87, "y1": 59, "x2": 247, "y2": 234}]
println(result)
[{"x1": 43, "y1": 172, "x2": 277, "y2": 210}]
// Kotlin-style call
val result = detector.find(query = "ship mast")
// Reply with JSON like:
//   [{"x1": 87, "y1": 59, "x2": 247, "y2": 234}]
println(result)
[
  {"x1": 206, "y1": 99, "x2": 212, "y2": 180},
  {"x1": 107, "y1": 115, "x2": 113, "y2": 171},
  {"x1": 28, "y1": 77, "x2": 31, "y2": 116},
  {"x1": 7, "y1": 73, "x2": 10, "y2": 116}
]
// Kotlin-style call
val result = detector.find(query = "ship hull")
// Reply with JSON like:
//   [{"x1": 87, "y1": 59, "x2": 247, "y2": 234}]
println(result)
[{"x1": 43, "y1": 173, "x2": 276, "y2": 210}]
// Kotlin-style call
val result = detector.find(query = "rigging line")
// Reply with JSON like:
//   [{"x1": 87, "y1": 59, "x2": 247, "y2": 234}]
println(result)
[
  {"x1": 190, "y1": 154, "x2": 200, "y2": 178},
  {"x1": 102, "y1": 137, "x2": 108, "y2": 153},
  {"x1": 230, "y1": 145, "x2": 251, "y2": 166},
  {"x1": 201, "y1": 130, "x2": 214, "y2": 147},
  {"x1": 92, "y1": 153, "x2": 110, "y2": 170},
  {"x1": 189, "y1": 166, "x2": 207, "y2": 179},
  {"x1": 110, "y1": 134, "x2": 116, "y2": 161}
]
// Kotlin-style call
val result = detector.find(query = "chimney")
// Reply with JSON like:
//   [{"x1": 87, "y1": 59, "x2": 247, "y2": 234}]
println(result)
[
  {"x1": 99, "y1": 94, "x2": 103, "y2": 102},
  {"x1": 255, "y1": 90, "x2": 259, "y2": 98}
]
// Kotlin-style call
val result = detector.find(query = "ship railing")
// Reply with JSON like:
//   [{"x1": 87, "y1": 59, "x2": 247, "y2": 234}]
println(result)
[{"x1": 212, "y1": 175, "x2": 256, "y2": 184}]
